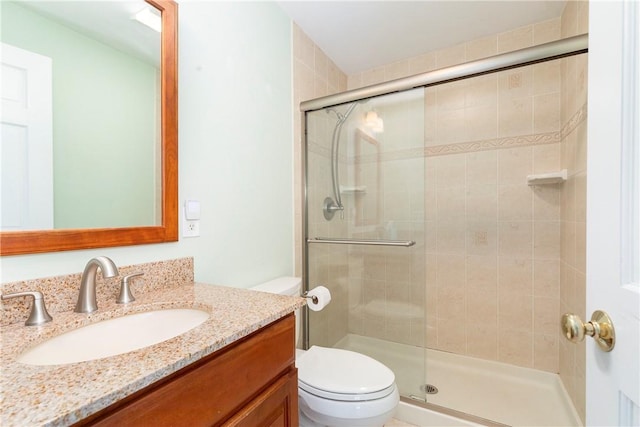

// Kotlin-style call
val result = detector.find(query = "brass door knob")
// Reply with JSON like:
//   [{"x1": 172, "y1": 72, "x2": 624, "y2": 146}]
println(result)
[{"x1": 561, "y1": 310, "x2": 615, "y2": 352}]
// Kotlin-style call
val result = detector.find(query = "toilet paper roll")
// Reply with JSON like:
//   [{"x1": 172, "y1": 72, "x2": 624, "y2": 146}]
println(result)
[{"x1": 305, "y1": 286, "x2": 331, "y2": 311}]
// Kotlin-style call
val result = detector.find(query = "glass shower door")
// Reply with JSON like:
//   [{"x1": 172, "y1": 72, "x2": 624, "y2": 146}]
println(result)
[{"x1": 305, "y1": 88, "x2": 427, "y2": 402}]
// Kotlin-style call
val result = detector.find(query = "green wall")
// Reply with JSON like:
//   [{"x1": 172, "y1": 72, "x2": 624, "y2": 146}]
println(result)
[
  {"x1": 1, "y1": 1, "x2": 294, "y2": 289},
  {"x1": 1, "y1": 1, "x2": 158, "y2": 228}
]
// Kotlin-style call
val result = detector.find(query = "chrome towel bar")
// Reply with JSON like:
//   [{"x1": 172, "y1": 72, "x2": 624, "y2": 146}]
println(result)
[{"x1": 308, "y1": 237, "x2": 416, "y2": 247}]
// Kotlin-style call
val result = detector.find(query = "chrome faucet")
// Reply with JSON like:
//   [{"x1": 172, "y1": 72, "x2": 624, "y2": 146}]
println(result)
[
  {"x1": 116, "y1": 272, "x2": 144, "y2": 304},
  {"x1": 75, "y1": 256, "x2": 119, "y2": 313},
  {"x1": 1, "y1": 291, "x2": 53, "y2": 326}
]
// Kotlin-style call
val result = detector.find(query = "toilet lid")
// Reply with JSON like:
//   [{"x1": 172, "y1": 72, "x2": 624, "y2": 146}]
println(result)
[{"x1": 297, "y1": 346, "x2": 396, "y2": 401}]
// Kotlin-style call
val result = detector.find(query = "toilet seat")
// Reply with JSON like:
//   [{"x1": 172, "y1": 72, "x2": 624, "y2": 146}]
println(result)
[
  {"x1": 299, "y1": 380, "x2": 397, "y2": 402},
  {"x1": 297, "y1": 346, "x2": 396, "y2": 402}
]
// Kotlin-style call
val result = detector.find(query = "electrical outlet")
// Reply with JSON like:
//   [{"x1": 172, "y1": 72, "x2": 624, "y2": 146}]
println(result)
[
  {"x1": 182, "y1": 199, "x2": 200, "y2": 237},
  {"x1": 182, "y1": 219, "x2": 200, "y2": 238}
]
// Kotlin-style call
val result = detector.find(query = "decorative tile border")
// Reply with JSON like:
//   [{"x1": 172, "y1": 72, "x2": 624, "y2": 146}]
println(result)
[
  {"x1": 423, "y1": 131, "x2": 560, "y2": 157},
  {"x1": 307, "y1": 102, "x2": 587, "y2": 164},
  {"x1": 560, "y1": 103, "x2": 588, "y2": 140}
]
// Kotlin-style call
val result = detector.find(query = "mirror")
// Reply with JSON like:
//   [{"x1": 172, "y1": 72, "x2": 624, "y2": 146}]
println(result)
[{"x1": 0, "y1": 0, "x2": 177, "y2": 255}]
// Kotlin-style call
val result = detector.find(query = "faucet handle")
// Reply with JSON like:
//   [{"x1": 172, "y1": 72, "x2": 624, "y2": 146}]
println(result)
[
  {"x1": 1, "y1": 291, "x2": 53, "y2": 326},
  {"x1": 116, "y1": 272, "x2": 144, "y2": 304}
]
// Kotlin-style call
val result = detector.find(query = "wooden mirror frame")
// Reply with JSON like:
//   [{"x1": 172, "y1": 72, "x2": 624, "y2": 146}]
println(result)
[{"x1": 0, "y1": 0, "x2": 178, "y2": 256}]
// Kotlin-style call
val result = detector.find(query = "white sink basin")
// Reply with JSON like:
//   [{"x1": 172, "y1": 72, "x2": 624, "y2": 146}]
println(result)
[{"x1": 18, "y1": 308, "x2": 210, "y2": 366}]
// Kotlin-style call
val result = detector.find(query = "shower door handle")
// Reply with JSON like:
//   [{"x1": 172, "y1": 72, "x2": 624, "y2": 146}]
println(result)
[
  {"x1": 308, "y1": 237, "x2": 416, "y2": 247},
  {"x1": 561, "y1": 310, "x2": 616, "y2": 352}
]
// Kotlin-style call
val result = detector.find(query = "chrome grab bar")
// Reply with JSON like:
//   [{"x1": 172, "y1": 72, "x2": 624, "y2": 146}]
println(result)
[{"x1": 308, "y1": 237, "x2": 416, "y2": 247}]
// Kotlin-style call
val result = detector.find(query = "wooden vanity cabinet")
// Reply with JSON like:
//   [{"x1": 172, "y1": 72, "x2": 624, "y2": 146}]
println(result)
[{"x1": 77, "y1": 314, "x2": 298, "y2": 427}]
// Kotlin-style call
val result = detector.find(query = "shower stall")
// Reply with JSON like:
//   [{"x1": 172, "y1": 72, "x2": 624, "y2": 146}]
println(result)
[{"x1": 302, "y1": 35, "x2": 588, "y2": 426}]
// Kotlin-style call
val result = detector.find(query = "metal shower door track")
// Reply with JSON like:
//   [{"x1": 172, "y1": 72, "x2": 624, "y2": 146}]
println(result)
[{"x1": 300, "y1": 34, "x2": 588, "y2": 112}]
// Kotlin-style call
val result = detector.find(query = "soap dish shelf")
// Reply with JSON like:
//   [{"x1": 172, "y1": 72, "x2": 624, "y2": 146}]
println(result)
[{"x1": 527, "y1": 169, "x2": 567, "y2": 186}]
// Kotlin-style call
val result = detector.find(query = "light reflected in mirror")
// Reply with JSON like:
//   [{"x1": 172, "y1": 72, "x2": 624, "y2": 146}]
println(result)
[
  {"x1": 1, "y1": 0, "x2": 161, "y2": 231},
  {"x1": 0, "y1": 0, "x2": 178, "y2": 255}
]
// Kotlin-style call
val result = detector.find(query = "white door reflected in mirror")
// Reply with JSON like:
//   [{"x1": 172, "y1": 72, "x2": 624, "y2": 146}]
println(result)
[{"x1": 1, "y1": 43, "x2": 53, "y2": 230}]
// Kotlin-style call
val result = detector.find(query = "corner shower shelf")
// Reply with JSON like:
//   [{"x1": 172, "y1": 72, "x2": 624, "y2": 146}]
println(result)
[{"x1": 527, "y1": 169, "x2": 567, "y2": 186}]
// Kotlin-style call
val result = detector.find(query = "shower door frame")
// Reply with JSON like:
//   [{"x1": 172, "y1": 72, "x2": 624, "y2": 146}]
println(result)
[{"x1": 300, "y1": 34, "x2": 589, "y2": 351}]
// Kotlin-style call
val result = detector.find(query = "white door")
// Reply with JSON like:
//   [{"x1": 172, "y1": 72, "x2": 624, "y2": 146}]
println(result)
[
  {"x1": 586, "y1": 1, "x2": 640, "y2": 426},
  {"x1": 1, "y1": 42, "x2": 54, "y2": 230}
]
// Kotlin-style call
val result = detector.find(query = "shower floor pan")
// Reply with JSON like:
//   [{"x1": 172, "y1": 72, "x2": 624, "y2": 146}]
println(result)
[{"x1": 335, "y1": 334, "x2": 582, "y2": 427}]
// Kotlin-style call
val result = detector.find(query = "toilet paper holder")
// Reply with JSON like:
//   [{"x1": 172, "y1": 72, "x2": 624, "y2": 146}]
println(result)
[{"x1": 302, "y1": 291, "x2": 318, "y2": 304}]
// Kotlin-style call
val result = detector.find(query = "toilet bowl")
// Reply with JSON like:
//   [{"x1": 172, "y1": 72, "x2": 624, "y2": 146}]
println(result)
[{"x1": 251, "y1": 277, "x2": 399, "y2": 427}]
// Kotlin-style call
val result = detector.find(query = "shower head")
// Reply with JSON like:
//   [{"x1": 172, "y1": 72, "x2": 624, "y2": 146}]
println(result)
[
  {"x1": 325, "y1": 102, "x2": 358, "y2": 123},
  {"x1": 325, "y1": 108, "x2": 343, "y2": 120}
]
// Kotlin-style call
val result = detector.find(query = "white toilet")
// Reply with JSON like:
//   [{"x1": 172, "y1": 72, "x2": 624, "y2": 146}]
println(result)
[{"x1": 251, "y1": 277, "x2": 399, "y2": 427}]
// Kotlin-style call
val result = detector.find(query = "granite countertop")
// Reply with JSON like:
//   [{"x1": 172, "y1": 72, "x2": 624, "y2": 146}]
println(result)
[{"x1": 0, "y1": 283, "x2": 305, "y2": 427}]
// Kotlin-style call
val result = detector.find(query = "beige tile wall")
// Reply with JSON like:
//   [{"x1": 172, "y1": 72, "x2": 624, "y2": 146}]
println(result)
[
  {"x1": 422, "y1": 140, "x2": 565, "y2": 368},
  {"x1": 347, "y1": 20, "x2": 561, "y2": 90},
  {"x1": 292, "y1": 23, "x2": 350, "y2": 347},
  {"x1": 344, "y1": 18, "x2": 570, "y2": 371},
  {"x1": 293, "y1": 23, "x2": 347, "y2": 279}
]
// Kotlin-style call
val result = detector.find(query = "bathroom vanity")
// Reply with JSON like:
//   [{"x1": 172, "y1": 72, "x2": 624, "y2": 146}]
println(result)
[
  {"x1": 0, "y1": 279, "x2": 304, "y2": 426},
  {"x1": 78, "y1": 315, "x2": 297, "y2": 426}
]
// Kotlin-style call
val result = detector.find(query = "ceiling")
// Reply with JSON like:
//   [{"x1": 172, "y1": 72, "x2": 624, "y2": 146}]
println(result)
[
  {"x1": 277, "y1": 1, "x2": 567, "y2": 75},
  {"x1": 15, "y1": 1, "x2": 567, "y2": 76}
]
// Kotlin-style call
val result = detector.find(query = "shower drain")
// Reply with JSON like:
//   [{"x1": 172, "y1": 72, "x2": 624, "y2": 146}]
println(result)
[{"x1": 420, "y1": 384, "x2": 439, "y2": 394}]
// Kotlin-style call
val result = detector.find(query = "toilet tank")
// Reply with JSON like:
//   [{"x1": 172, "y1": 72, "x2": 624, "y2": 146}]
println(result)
[
  {"x1": 251, "y1": 276, "x2": 301, "y2": 296},
  {"x1": 251, "y1": 277, "x2": 301, "y2": 346}
]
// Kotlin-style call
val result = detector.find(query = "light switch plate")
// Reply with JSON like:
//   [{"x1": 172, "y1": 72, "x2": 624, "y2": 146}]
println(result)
[{"x1": 185, "y1": 200, "x2": 201, "y2": 220}]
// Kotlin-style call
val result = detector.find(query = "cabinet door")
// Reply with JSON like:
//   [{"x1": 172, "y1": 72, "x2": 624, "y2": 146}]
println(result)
[{"x1": 224, "y1": 368, "x2": 299, "y2": 427}]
